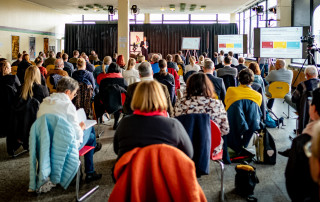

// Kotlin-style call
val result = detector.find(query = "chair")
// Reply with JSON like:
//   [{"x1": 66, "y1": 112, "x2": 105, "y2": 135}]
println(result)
[
  {"x1": 94, "y1": 65, "x2": 100, "y2": 68},
  {"x1": 109, "y1": 144, "x2": 206, "y2": 202},
  {"x1": 210, "y1": 120, "x2": 225, "y2": 201},
  {"x1": 46, "y1": 74, "x2": 63, "y2": 94},
  {"x1": 183, "y1": 70, "x2": 196, "y2": 82},
  {"x1": 11, "y1": 66, "x2": 18, "y2": 75},
  {"x1": 221, "y1": 75, "x2": 237, "y2": 90},
  {"x1": 267, "y1": 81, "x2": 290, "y2": 119},
  {"x1": 46, "y1": 65, "x2": 55, "y2": 72},
  {"x1": 178, "y1": 64, "x2": 184, "y2": 76},
  {"x1": 76, "y1": 146, "x2": 99, "y2": 202},
  {"x1": 296, "y1": 91, "x2": 312, "y2": 134}
]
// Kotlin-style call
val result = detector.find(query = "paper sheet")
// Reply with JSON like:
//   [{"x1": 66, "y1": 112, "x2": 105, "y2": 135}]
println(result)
[{"x1": 77, "y1": 108, "x2": 97, "y2": 130}]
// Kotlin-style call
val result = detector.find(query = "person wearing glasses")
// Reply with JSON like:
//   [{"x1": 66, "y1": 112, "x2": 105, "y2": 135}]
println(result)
[{"x1": 285, "y1": 88, "x2": 320, "y2": 202}]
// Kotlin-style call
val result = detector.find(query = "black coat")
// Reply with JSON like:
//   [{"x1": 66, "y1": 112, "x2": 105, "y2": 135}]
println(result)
[
  {"x1": 206, "y1": 73, "x2": 226, "y2": 104},
  {"x1": 17, "y1": 60, "x2": 32, "y2": 84},
  {"x1": 236, "y1": 64, "x2": 247, "y2": 74},
  {"x1": 153, "y1": 73, "x2": 176, "y2": 106}
]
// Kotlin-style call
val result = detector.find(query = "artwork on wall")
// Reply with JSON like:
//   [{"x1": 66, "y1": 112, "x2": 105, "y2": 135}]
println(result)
[
  {"x1": 29, "y1": 37, "x2": 36, "y2": 59},
  {"x1": 49, "y1": 46, "x2": 55, "y2": 53},
  {"x1": 11, "y1": 35, "x2": 20, "y2": 60},
  {"x1": 44, "y1": 38, "x2": 49, "y2": 56},
  {"x1": 130, "y1": 32, "x2": 143, "y2": 54}
]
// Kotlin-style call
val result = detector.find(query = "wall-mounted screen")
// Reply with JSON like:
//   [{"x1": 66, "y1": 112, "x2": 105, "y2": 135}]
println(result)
[{"x1": 214, "y1": 35, "x2": 247, "y2": 54}]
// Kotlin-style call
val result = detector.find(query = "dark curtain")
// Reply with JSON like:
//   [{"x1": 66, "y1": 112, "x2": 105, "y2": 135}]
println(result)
[{"x1": 65, "y1": 23, "x2": 237, "y2": 59}]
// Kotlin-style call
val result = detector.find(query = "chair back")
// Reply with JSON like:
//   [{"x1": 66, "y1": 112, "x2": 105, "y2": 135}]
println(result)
[
  {"x1": 11, "y1": 66, "x2": 18, "y2": 75},
  {"x1": 178, "y1": 64, "x2": 184, "y2": 76},
  {"x1": 94, "y1": 65, "x2": 100, "y2": 68},
  {"x1": 210, "y1": 120, "x2": 222, "y2": 159},
  {"x1": 46, "y1": 65, "x2": 55, "y2": 72},
  {"x1": 183, "y1": 70, "x2": 196, "y2": 82},
  {"x1": 72, "y1": 83, "x2": 94, "y2": 117},
  {"x1": 46, "y1": 74, "x2": 63, "y2": 93},
  {"x1": 100, "y1": 84, "x2": 126, "y2": 114},
  {"x1": 297, "y1": 91, "x2": 313, "y2": 134},
  {"x1": 268, "y1": 81, "x2": 289, "y2": 98},
  {"x1": 221, "y1": 75, "x2": 237, "y2": 90}
]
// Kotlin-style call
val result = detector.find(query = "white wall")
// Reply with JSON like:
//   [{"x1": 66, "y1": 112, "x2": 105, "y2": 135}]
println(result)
[{"x1": 0, "y1": 0, "x2": 68, "y2": 62}]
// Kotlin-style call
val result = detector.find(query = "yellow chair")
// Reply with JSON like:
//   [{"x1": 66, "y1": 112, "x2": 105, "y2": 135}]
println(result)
[
  {"x1": 46, "y1": 65, "x2": 55, "y2": 72},
  {"x1": 11, "y1": 66, "x2": 18, "y2": 75},
  {"x1": 31, "y1": 61, "x2": 36, "y2": 65},
  {"x1": 94, "y1": 65, "x2": 100, "y2": 68},
  {"x1": 178, "y1": 64, "x2": 184, "y2": 76}
]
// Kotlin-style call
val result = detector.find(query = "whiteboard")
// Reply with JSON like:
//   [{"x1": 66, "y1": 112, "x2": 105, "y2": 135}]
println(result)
[{"x1": 181, "y1": 37, "x2": 200, "y2": 50}]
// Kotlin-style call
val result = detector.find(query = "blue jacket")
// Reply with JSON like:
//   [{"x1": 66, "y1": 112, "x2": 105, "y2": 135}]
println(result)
[{"x1": 29, "y1": 114, "x2": 79, "y2": 190}]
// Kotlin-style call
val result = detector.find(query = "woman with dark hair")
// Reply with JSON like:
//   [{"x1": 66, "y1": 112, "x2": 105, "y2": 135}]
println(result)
[
  {"x1": 116, "y1": 55, "x2": 126, "y2": 69},
  {"x1": 174, "y1": 72, "x2": 229, "y2": 156},
  {"x1": 34, "y1": 56, "x2": 47, "y2": 78},
  {"x1": 0, "y1": 60, "x2": 21, "y2": 91},
  {"x1": 17, "y1": 54, "x2": 32, "y2": 84}
]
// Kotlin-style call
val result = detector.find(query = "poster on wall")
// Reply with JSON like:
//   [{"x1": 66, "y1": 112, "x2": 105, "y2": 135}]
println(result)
[
  {"x1": 130, "y1": 32, "x2": 144, "y2": 54},
  {"x1": 49, "y1": 46, "x2": 55, "y2": 53},
  {"x1": 11, "y1": 35, "x2": 20, "y2": 60},
  {"x1": 44, "y1": 38, "x2": 49, "y2": 56},
  {"x1": 29, "y1": 37, "x2": 36, "y2": 59}
]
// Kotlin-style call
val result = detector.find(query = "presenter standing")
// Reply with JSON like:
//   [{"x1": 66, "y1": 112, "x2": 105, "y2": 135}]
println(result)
[{"x1": 140, "y1": 36, "x2": 149, "y2": 61}]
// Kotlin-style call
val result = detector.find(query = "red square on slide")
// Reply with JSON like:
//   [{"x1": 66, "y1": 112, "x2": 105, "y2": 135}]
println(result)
[
  {"x1": 262, "y1": 42, "x2": 273, "y2": 48},
  {"x1": 219, "y1": 44, "x2": 226, "y2": 48}
]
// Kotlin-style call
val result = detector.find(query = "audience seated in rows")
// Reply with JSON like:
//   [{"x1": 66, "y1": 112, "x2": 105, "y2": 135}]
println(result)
[
  {"x1": 166, "y1": 54, "x2": 179, "y2": 72},
  {"x1": 11, "y1": 53, "x2": 22, "y2": 67},
  {"x1": 248, "y1": 62, "x2": 265, "y2": 91},
  {"x1": 265, "y1": 59, "x2": 293, "y2": 109},
  {"x1": 80, "y1": 52, "x2": 94, "y2": 72},
  {"x1": 62, "y1": 53, "x2": 74, "y2": 77},
  {"x1": 114, "y1": 80, "x2": 193, "y2": 160},
  {"x1": 154, "y1": 59, "x2": 176, "y2": 105},
  {"x1": 236, "y1": 57, "x2": 247, "y2": 74},
  {"x1": 285, "y1": 87, "x2": 320, "y2": 202},
  {"x1": 93, "y1": 56, "x2": 111, "y2": 82},
  {"x1": 151, "y1": 54, "x2": 160, "y2": 74},
  {"x1": 17, "y1": 54, "x2": 32, "y2": 84},
  {"x1": 224, "y1": 68, "x2": 262, "y2": 162},
  {"x1": 72, "y1": 58, "x2": 95, "y2": 89},
  {"x1": 123, "y1": 62, "x2": 173, "y2": 117},
  {"x1": 202, "y1": 59, "x2": 226, "y2": 103},
  {"x1": 43, "y1": 51, "x2": 56, "y2": 67},
  {"x1": 34, "y1": 56, "x2": 47, "y2": 78},
  {"x1": 36, "y1": 77, "x2": 102, "y2": 183},
  {"x1": 185, "y1": 56, "x2": 200, "y2": 73},
  {"x1": 228, "y1": 51, "x2": 239, "y2": 66},
  {"x1": 217, "y1": 56, "x2": 237, "y2": 79},
  {"x1": 174, "y1": 72, "x2": 229, "y2": 156},
  {"x1": 123, "y1": 58, "x2": 140, "y2": 85}
]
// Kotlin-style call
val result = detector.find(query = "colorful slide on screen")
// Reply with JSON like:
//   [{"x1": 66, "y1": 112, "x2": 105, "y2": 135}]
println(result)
[{"x1": 218, "y1": 35, "x2": 244, "y2": 54}]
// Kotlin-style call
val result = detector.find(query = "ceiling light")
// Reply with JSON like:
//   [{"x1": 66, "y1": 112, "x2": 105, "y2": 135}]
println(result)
[
  {"x1": 180, "y1": 3, "x2": 186, "y2": 12},
  {"x1": 190, "y1": 4, "x2": 196, "y2": 11},
  {"x1": 170, "y1": 4, "x2": 175, "y2": 11},
  {"x1": 108, "y1": 5, "x2": 117, "y2": 16},
  {"x1": 200, "y1": 5, "x2": 206, "y2": 11},
  {"x1": 160, "y1": 7, "x2": 165, "y2": 11},
  {"x1": 131, "y1": 5, "x2": 140, "y2": 15}
]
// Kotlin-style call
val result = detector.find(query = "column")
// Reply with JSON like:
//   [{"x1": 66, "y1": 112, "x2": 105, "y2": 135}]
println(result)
[
  {"x1": 230, "y1": 13, "x2": 236, "y2": 23},
  {"x1": 117, "y1": 0, "x2": 129, "y2": 62},
  {"x1": 277, "y1": 0, "x2": 292, "y2": 27},
  {"x1": 144, "y1": 13, "x2": 150, "y2": 24}
]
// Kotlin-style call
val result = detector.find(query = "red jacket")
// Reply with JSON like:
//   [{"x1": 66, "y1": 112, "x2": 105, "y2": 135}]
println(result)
[
  {"x1": 168, "y1": 68, "x2": 180, "y2": 92},
  {"x1": 109, "y1": 144, "x2": 207, "y2": 202}
]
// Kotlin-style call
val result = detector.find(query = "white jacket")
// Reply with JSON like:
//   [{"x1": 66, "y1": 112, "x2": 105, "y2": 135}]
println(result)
[
  {"x1": 123, "y1": 69, "x2": 140, "y2": 85},
  {"x1": 37, "y1": 93, "x2": 83, "y2": 148}
]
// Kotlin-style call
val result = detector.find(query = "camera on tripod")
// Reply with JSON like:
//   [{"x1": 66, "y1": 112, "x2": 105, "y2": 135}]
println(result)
[{"x1": 301, "y1": 32, "x2": 315, "y2": 48}]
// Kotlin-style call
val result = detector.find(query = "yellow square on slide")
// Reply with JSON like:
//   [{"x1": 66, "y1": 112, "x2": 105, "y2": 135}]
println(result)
[
  {"x1": 226, "y1": 43, "x2": 234, "y2": 48},
  {"x1": 274, "y1": 41, "x2": 287, "y2": 49}
]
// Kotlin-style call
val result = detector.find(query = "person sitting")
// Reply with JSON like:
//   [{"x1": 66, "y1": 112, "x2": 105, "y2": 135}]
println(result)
[
  {"x1": 202, "y1": 59, "x2": 226, "y2": 103},
  {"x1": 177, "y1": 50, "x2": 186, "y2": 64},
  {"x1": 89, "y1": 50, "x2": 100, "y2": 64},
  {"x1": 151, "y1": 54, "x2": 160, "y2": 74},
  {"x1": 248, "y1": 62, "x2": 265, "y2": 91},
  {"x1": 166, "y1": 54, "x2": 178, "y2": 72},
  {"x1": 43, "y1": 51, "x2": 56, "y2": 67},
  {"x1": 123, "y1": 62, "x2": 173, "y2": 117},
  {"x1": 213, "y1": 52, "x2": 218, "y2": 65},
  {"x1": 72, "y1": 58, "x2": 95, "y2": 89},
  {"x1": 265, "y1": 59, "x2": 293, "y2": 109},
  {"x1": 116, "y1": 54, "x2": 126, "y2": 70},
  {"x1": 0, "y1": 60, "x2": 20, "y2": 90},
  {"x1": 114, "y1": 80, "x2": 193, "y2": 160},
  {"x1": 285, "y1": 88, "x2": 320, "y2": 202},
  {"x1": 123, "y1": 58, "x2": 140, "y2": 85},
  {"x1": 135, "y1": 55, "x2": 145, "y2": 70},
  {"x1": 217, "y1": 56, "x2": 237, "y2": 79},
  {"x1": 228, "y1": 51, "x2": 239, "y2": 66},
  {"x1": 46, "y1": 59, "x2": 68, "y2": 91},
  {"x1": 174, "y1": 54, "x2": 185, "y2": 75},
  {"x1": 215, "y1": 55, "x2": 224, "y2": 70},
  {"x1": 236, "y1": 57, "x2": 247, "y2": 74},
  {"x1": 309, "y1": 120, "x2": 320, "y2": 202},
  {"x1": 12, "y1": 53, "x2": 22, "y2": 67},
  {"x1": 174, "y1": 72, "x2": 229, "y2": 156},
  {"x1": 153, "y1": 59, "x2": 176, "y2": 105},
  {"x1": 197, "y1": 55, "x2": 205, "y2": 67},
  {"x1": 62, "y1": 53, "x2": 74, "y2": 77},
  {"x1": 224, "y1": 68, "x2": 262, "y2": 162},
  {"x1": 17, "y1": 54, "x2": 32, "y2": 84},
  {"x1": 69, "y1": 50, "x2": 79, "y2": 64},
  {"x1": 34, "y1": 56, "x2": 47, "y2": 78},
  {"x1": 285, "y1": 65, "x2": 320, "y2": 110},
  {"x1": 93, "y1": 56, "x2": 111, "y2": 81},
  {"x1": 80, "y1": 52, "x2": 94, "y2": 72},
  {"x1": 185, "y1": 56, "x2": 200, "y2": 73}
]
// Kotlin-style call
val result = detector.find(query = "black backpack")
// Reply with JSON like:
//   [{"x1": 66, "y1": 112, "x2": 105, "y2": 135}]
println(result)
[{"x1": 235, "y1": 164, "x2": 259, "y2": 197}]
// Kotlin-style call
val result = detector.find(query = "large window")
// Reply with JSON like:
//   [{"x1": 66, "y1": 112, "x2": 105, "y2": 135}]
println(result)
[
  {"x1": 313, "y1": 5, "x2": 320, "y2": 65},
  {"x1": 218, "y1": 14, "x2": 230, "y2": 23}
]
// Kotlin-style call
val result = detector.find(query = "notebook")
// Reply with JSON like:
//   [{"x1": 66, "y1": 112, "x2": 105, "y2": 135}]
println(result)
[{"x1": 77, "y1": 108, "x2": 97, "y2": 130}]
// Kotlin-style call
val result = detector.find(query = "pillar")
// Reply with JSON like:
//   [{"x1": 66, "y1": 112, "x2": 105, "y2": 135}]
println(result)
[
  {"x1": 277, "y1": 0, "x2": 292, "y2": 27},
  {"x1": 230, "y1": 13, "x2": 236, "y2": 23},
  {"x1": 144, "y1": 13, "x2": 150, "y2": 24},
  {"x1": 117, "y1": 0, "x2": 129, "y2": 62}
]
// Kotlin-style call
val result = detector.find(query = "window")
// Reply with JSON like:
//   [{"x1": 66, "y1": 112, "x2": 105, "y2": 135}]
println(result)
[
  {"x1": 313, "y1": 5, "x2": 320, "y2": 65},
  {"x1": 218, "y1": 14, "x2": 230, "y2": 23},
  {"x1": 150, "y1": 14, "x2": 162, "y2": 23},
  {"x1": 163, "y1": 14, "x2": 188, "y2": 21},
  {"x1": 268, "y1": 0, "x2": 277, "y2": 9},
  {"x1": 191, "y1": 14, "x2": 216, "y2": 21}
]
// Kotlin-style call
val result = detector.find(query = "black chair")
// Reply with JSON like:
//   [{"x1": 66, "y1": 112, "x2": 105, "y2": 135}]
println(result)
[
  {"x1": 0, "y1": 84, "x2": 17, "y2": 138},
  {"x1": 297, "y1": 91, "x2": 313, "y2": 134},
  {"x1": 183, "y1": 70, "x2": 196, "y2": 83},
  {"x1": 221, "y1": 75, "x2": 237, "y2": 90}
]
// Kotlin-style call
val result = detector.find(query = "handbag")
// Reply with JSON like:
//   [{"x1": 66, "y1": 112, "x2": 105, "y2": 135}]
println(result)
[{"x1": 235, "y1": 164, "x2": 259, "y2": 198}]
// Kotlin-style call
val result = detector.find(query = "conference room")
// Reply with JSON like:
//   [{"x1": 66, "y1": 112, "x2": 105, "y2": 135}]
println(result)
[{"x1": 1, "y1": 0, "x2": 320, "y2": 201}]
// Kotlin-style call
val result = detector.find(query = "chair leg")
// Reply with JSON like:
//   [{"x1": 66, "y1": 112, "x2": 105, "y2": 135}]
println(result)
[
  {"x1": 76, "y1": 161, "x2": 99, "y2": 202},
  {"x1": 216, "y1": 160, "x2": 225, "y2": 202},
  {"x1": 283, "y1": 101, "x2": 290, "y2": 119},
  {"x1": 97, "y1": 117, "x2": 104, "y2": 138}
]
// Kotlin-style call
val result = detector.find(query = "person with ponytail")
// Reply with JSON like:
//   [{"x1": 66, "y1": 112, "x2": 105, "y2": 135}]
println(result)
[
  {"x1": 123, "y1": 58, "x2": 140, "y2": 85},
  {"x1": 93, "y1": 56, "x2": 112, "y2": 80},
  {"x1": 20, "y1": 65, "x2": 49, "y2": 103},
  {"x1": 34, "y1": 56, "x2": 47, "y2": 78},
  {"x1": 185, "y1": 56, "x2": 200, "y2": 73}
]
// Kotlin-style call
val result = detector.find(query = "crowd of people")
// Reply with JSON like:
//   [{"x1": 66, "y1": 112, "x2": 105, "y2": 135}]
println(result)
[{"x1": 1, "y1": 48, "x2": 320, "y2": 201}]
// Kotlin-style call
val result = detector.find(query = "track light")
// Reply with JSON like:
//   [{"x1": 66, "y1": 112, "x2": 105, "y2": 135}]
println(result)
[
  {"x1": 131, "y1": 5, "x2": 140, "y2": 15},
  {"x1": 252, "y1": 5, "x2": 264, "y2": 13},
  {"x1": 108, "y1": 5, "x2": 117, "y2": 16},
  {"x1": 269, "y1": 7, "x2": 276, "y2": 14},
  {"x1": 169, "y1": 4, "x2": 175, "y2": 11},
  {"x1": 200, "y1": 5, "x2": 206, "y2": 11}
]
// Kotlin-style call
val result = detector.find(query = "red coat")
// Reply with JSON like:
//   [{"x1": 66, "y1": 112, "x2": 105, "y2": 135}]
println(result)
[
  {"x1": 109, "y1": 144, "x2": 207, "y2": 202},
  {"x1": 168, "y1": 68, "x2": 180, "y2": 92}
]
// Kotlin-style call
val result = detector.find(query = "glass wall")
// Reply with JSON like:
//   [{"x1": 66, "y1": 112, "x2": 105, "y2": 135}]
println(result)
[{"x1": 313, "y1": 5, "x2": 320, "y2": 65}]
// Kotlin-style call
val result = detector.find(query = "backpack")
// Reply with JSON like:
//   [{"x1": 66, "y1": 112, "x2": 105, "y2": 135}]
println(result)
[
  {"x1": 254, "y1": 123, "x2": 277, "y2": 165},
  {"x1": 235, "y1": 164, "x2": 259, "y2": 198}
]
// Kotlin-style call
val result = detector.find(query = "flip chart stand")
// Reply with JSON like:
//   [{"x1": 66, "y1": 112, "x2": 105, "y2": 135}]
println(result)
[{"x1": 185, "y1": 49, "x2": 198, "y2": 63}]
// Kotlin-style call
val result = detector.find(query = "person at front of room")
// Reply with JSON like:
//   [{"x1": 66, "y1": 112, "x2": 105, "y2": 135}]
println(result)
[
  {"x1": 285, "y1": 88, "x2": 320, "y2": 202},
  {"x1": 114, "y1": 80, "x2": 193, "y2": 160},
  {"x1": 37, "y1": 77, "x2": 102, "y2": 183},
  {"x1": 140, "y1": 36, "x2": 149, "y2": 61},
  {"x1": 265, "y1": 59, "x2": 293, "y2": 109}
]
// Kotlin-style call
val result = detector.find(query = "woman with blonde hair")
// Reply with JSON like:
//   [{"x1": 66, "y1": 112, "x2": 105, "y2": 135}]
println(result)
[
  {"x1": 123, "y1": 58, "x2": 140, "y2": 85},
  {"x1": 20, "y1": 65, "x2": 49, "y2": 103},
  {"x1": 174, "y1": 54, "x2": 185, "y2": 75},
  {"x1": 17, "y1": 54, "x2": 32, "y2": 83},
  {"x1": 113, "y1": 80, "x2": 193, "y2": 160},
  {"x1": 185, "y1": 56, "x2": 200, "y2": 73},
  {"x1": 198, "y1": 55, "x2": 205, "y2": 67}
]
